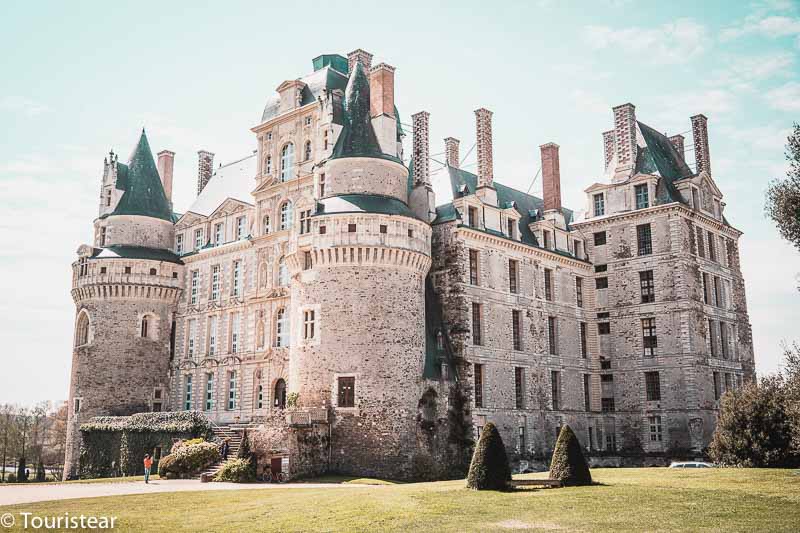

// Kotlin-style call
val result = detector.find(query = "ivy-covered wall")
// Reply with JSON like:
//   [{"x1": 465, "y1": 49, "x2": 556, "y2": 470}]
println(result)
[{"x1": 79, "y1": 412, "x2": 212, "y2": 478}]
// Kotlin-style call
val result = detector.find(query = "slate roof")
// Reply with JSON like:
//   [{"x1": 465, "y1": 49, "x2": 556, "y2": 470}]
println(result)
[
  {"x1": 111, "y1": 131, "x2": 173, "y2": 222},
  {"x1": 90, "y1": 245, "x2": 183, "y2": 264},
  {"x1": 261, "y1": 66, "x2": 348, "y2": 124},
  {"x1": 635, "y1": 121, "x2": 693, "y2": 206},
  {"x1": 315, "y1": 194, "x2": 417, "y2": 218},
  {"x1": 184, "y1": 153, "x2": 257, "y2": 217}
]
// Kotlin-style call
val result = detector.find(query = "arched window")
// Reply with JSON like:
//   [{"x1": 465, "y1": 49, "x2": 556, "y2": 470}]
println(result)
[
  {"x1": 262, "y1": 215, "x2": 270, "y2": 235},
  {"x1": 75, "y1": 311, "x2": 90, "y2": 346},
  {"x1": 277, "y1": 258, "x2": 289, "y2": 287},
  {"x1": 141, "y1": 315, "x2": 150, "y2": 338},
  {"x1": 304, "y1": 140, "x2": 312, "y2": 161},
  {"x1": 280, "y1": 143, "x2": 294, "y2": 182},
  {"x1": 274, "y1": 379, "x2": 287, "y2": 409},
  {"x1": 276, "y1": 308, "x2": 289, "y2": 347},
  {"x1": 265, "y1": 155, "x2": 272, "y2": 175},
  {"x1": 279, "y1": 201, "x2": 293, "y2": 231},
  {"x1": 257, "y1": 384, "x2": 264, "y2": 409}
]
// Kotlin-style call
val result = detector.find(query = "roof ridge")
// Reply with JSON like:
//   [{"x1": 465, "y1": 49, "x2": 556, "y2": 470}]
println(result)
[{"x1": 214, "y1": 152, "x2": 257, "y2": 174}]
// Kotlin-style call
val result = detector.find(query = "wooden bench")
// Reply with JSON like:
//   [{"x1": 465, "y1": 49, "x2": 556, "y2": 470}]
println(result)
[{"x1": 509, "y1": 479, "x2": 562, "y2": 488}]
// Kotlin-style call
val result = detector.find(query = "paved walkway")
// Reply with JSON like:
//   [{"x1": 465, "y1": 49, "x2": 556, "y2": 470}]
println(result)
[{"x1": 0, "y1": 479, "x2": 365, "y2": 506}]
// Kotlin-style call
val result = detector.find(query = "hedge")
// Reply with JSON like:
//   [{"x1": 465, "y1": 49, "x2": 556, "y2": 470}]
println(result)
[{"x1": 158, "y1": 442, "x2": 219, "y2": 479}]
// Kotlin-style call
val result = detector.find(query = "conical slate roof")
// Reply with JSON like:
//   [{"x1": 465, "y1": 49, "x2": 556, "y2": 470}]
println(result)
[
  {"x1": 331, "y1": 61, "x2": 386, "y2": 160},
  {"x1": 111, "y1": 130, "x2": 173, "y2": 221}
]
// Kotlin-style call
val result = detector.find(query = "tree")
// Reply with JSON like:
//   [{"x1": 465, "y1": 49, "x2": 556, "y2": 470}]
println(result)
[
  {"x1": 236, "y1": 429, "x2": 257, "y2": 478},
  {"x1": 549, "y1": 425, "x2": 592, "y2": 486},
  {"x1": 708, "y1": 376, "x2": 795, "y2": 467},
  {"x1": 466, "y1": 422, "x2": 511, "y2": 490},
  {"x1": 780, "y1": 342, "x2": 800, "y2": 455},
  {"x1": 765, "y1": 123, "x2": 800, "y2": 253},
  {"x1": 35, "y1": 459, "x2": 45, "y2": 482}
]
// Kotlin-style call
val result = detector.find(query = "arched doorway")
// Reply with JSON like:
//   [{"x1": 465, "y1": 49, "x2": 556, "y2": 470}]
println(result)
[{"x1": 274, "y1": 379, "x2": 287, "y2": 409}]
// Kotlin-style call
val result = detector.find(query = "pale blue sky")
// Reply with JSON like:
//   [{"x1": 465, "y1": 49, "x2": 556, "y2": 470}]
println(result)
[{"x1": 1, "y1": 0, "x2": 799, "y2": 404}]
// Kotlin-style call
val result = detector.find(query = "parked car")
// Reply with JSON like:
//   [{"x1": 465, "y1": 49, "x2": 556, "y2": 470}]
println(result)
[{"x1": 669, "y1": 461, "x2": 715, "y2": 468}]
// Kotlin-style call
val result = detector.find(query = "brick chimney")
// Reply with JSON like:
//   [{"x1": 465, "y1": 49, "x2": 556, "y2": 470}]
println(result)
[
  {"x1": 690, "y1": 114, "x2": 710, "y2": 175},
  {"x1": 444, "y1": 137, "x2": 460, "y2": 168},
  {"x1": 474, "y1": 108, "x2": 494, "y2": 188},
  {"x1": 411, "y1": 111, "x2": 430, "y2": 185},
  {"x1": 197, "y1": 150, "x2": 214, "y2": 195},
  {"x1": 612, "y1": 103, "x2": 637, "y2": 173},
  {"x1": 369, "y1": 63, "x2": 395, "y2": 118},
  {"x1": 668, "y1": 134, "x2": 685, "y2": 160},
  {"x1": 157, "y1": 150, "x2": 175, "y2": 205},
  {"x1": 347, "y1": 49, "x2": 373, "y2": 74},
  {"x1": 602, "y1": 130, "x2": 615, "y2": 169},
  {"x1": 540, "y1": 143, "x2": 562, "y2": 211}
]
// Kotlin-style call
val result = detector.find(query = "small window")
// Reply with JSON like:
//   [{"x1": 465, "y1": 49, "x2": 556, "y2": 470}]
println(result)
[
  {"x1": 593, "y1": 193, "x2": 605, "y2": 216},
  {"x1": 266, "y1": 131, "x2": 273, "y2": 141},
  {"x1": 508, "y1": 259, "x2": 518, "y2": 294},
  {"x1": 304, "y1": 140, "x2": 312, "y2": 161},
  {"x1": 141, "y1": 316, "x2": 150, "y2": 338},
  {"x1": 594, "y1": 231, "x2": 607, "y2": 246},
  {"x1": 74, "y1": 398, "x2": 81, "y2": 414},
  {"x1": 149, "y1": 268, "x2": 157, "y2": 276},
  {"x1": 468, "y1": 206, "x2": 479, "y2": 228},
  {"x1": 474, "y1": 364, "x2": 484, "y2": 408},
  {"x1": 176, "y1": 234, "x2": 184, "y2": 255},
  {"x1": 598, "y1": 322, "x2": 611, "y2": 335},
  {"x1": 300, "y1": 210, "x2": 312, "y2": 235},
  {"x1": 303, "y1": 309, "x2": 316, "y2": 339},
  {"x1": 594, "y1": 264, "x2": 607, "y2": 273},
  {"x1": 262, "y1": 215, "x2": 271, "y2": 235},
  {"x1": 600, "y1": 359, "x2": 612, "y2": 370},
  {"x1": 471, "y1": 303, "x2": 482, "y2": 346},
  {"x1": 319, "y1": 225, "x2": 327, "y2": 235},
  {"x1": 379, "y1": 224, "x2": 387, "y2": 234},
  {"x1": 640, "y1": 270, "x2": 655, "y2": 303},
  {"x1": 348, "y1": 223, "x2": 357, "y2": 233},
  {"x1": 303, "y1": 251, "x2": 313, "y2": 270},
  {"x1": 512, "y1": 310, "x2": 522, "y2": 351},
  {"x1": 596, "y1": 277, "x2": 608, "y2": 290},
  {"x1": 408, "y1": 229, "x2": 414, "y2": 238},
  {"x1": 547, "y1": 316, "x2": 557, "y2": 355},
  {"x1": 337, "y1": 376, "x2": 355, "y2": 408},
  {"x1": 635, "y1": 184, "x2": 649, "y2": 209},
  {"x1": 100, "y1": 267, "x2": 107, "y2": 274},
  {"x1": 551, "y1": 370, "x2": 561, "y2": 410},
  {"x1": 597, "y1": 312, "x2": 610, "y2": 319},
  {"x1": 124, "y1": 266, "x2": 132, "y2": 274},
  {"x1": 172, "y1": 272, "x2": 178, "y2": 279},
  {"x1": 304, "y1": 116, "x2": 312, "y2": 126}
]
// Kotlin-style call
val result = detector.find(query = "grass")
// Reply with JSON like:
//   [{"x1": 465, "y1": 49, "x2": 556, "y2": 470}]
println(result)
[{"x1": 1, "y1": 468, "x2": 798, "y2": 532}]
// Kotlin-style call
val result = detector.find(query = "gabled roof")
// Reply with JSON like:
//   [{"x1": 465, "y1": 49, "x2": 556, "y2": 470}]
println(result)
[
  {"x1": 183, "y1": 153, "x2": 256, "y2": 218},
  {"x1": 111, "y1": 131, "x2": 173, "y2": 222},
  {"x1": 636, "y1": 121, "x2": 693, "y2": 206},
  {"x1": 261, "y1": 66, "x2": 348, "y2": 124}
]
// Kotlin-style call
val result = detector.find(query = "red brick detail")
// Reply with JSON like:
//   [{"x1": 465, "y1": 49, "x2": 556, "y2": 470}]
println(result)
[
  {"x1": 540, "y1": 143, "x2": 562, "y2": 211},
  {"x1": 369, "y1": 63, "x2": 395, "y2": 118}
]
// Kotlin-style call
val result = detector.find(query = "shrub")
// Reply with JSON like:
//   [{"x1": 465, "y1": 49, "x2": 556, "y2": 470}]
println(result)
[
  {"x1": 236, "y1": 430, "x2": 257, "y2": 479},
  {"x1": 7, "y1": 474, "x2": 16, "y2": 483},
  {"x1": 171, "y1": 437, "x2": 205, "y2": 454},
  {"x1": 35, "y1": 460, "x2": 45, "y2": 482},
  {"x1": 158, "y1": 442, "x2": 219, "y2": 478},
  {"x1": 549, "y1": 425, "x2": 592, "y2": 486},
  {"x1": 466, "y1": 422, "x2": 511, "y2": 490},
  {"x1": 214, "y1": 458, "x2": 255, "y2": 483}
]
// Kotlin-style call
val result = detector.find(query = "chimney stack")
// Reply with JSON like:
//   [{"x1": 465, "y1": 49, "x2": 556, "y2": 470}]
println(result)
[
  {"x1": 690, "y1": 114, "x2": 710, "y2": 175},
  {"x1": 347, "y1": 49, "x2": 373, "y2": 74},
  {"x1": 444, "y1": 137, "x2": 460, "y2": 168},
  {"x1": 540, "y1": 143, "x2": 562, "y2": 211},
  {"x1": 474, "y1": 108, "x2": 494, "y2": 188},
  {"x1": 602, "y1": 130, "x2": 615, "y2": 169},
  {"x1": 411, "y1": 111, "x2": 430, "y2": 185},
  {"x1": 668, "y1": 134, "x2": 685, "y2": 160},
  {"x1": 369, "y1": 63, "x2": 395, "y2": 118},
  {"x1": 197, "y1": 150, "x2": 214, "y2": 195},
  {"x1": 612, "y1": 103, "x2": 637, "y2": 173},
  {"x1": 157, "y1": 150, "x2": 175, "y2": 205}
]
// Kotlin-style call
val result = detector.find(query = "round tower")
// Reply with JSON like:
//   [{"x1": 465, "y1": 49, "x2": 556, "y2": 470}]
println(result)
[
  {"x1": 287, "y1": 61, "x2": 432, "y2": 479},
  {"x1": 63, "y1": 132, "x2": 183, "y2": 479}
]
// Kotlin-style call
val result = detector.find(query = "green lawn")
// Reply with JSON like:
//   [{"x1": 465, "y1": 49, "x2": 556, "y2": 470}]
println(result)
[{"x1": 2, "y1": 468, "x2": 799, "y2": 532}]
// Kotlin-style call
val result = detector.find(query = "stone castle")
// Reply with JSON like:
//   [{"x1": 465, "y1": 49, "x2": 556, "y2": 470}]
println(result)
[{"x1": 65, "y1": 49, "x2": 755, "y2": 480}]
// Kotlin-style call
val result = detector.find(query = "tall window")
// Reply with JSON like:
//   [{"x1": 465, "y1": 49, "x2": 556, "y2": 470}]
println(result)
[
  {"x1": 303, "y1": 251, "x2": 313, "y2": 270},
  {"x1": 518, "y1": 426, "x2": 526, "y2": 454},
  {"x1": 713, "y1": 371, "x2": 721, "y2": 400},
  {"x1": 303, "y1": 309, "x2": 316, "y2": 340},
  {"x1": 185, "y1": 375, "x2": 193, "y2": 410},
  {"x1": 469, "y1": 249, "x2": 479, "y2": 285},
  {"x1": 642, "y1": 318, "x2": 657, "y2": 357},
  {"x1": 275, "y1": 379, "x2": 287, "y2": 409},
  {"x1": 472, "y1": 303, "x2": 482, "y2": 346},
  {"x1": 232, "y1": 260, "x2": 241, "y2": 297},
  {"x1": 176, "y1": 234, "x2": 184, "y2": 255},
  {"x1": 468, "y1": 206, "x2": 478, "y2": 228},
  {"x1": 230, "y1": 313, "x2": 240, "y2": 354},
  {"x1": 280, "y1": 202, "x2": 293, "y2": 231},
  {"x1": 75, "y1": 312, "x2": 90, "y2": 346},
  {"x1": 474, "y1": 364, "x2": 484, "y2": 408},
  {"x1": 323, "y1": 130, "x2": 329, "y2": 150},
  {"x1": 593, "y1": 193, "x2": 605, "y2": 216},
  {"x1": 277, "y1": 258, "x2": 289, "y2": 287},
  {"x1": 205, "y1": 373, "x2": 213, "y2": 410},
  {"x1": 280, "y1": 143, "x2": 295, "y2": 182},
  {"x1": 696, "y1": 227, "x2": 705, "y2": 258},
  {"x1": 512, "y1": 310, "x2": 522, "y2": 351},
  {"x1": 583, "y1": 374, "x2": 591, "y2": 411},
  {"x1": 508, "y1": 259, "x2": 518, "y2": 293},
  {"x1": 319, "y1": 173, "x2": 326, "y2": 197},
  {"x1": 257, "y1": 384, "x2": 264, "y2": 409},
  {"x1": 141, "y1": 315, "x2": 150, "y2": 338},
  {"x1": 304, "y1": 140, "x2": 312, "y2": 161},
  {"x1": 211, "y1": 265, "x2": 220, "y2": 301},
  {"x1": 515, "y1": 367, "x2": 525, "y2": 409},
  {"x1": 544, "y1": 268, "x2": 553, "y2": 301},
  {"x1": 713, "y1": 276, "x2": 722, "y2": 307},
  {"x1": 208, "y1": 315, "x2": 217, "y2": 356},
  {"x1": 194, "y1": 228, "x2": 203, "y2": 250},
  {"x1": 262, "y1": 215, "x2": 271, "y2": 235},
  {"x1": 190, "y1": 270, "x2": 199, "y2": 305},
  {"x1": 601, "y1": 374, "x2": 615, "y2": 412},
  {"x1": 187, "y1": 319, "x2": 197, "y2": 357},
  {"x1": 265, "y1": 155, "x2": 272, "y2": 175},
  {"x1": 507, "y1": 218, "x2": 516, "y2": 239},
  {"x1": 580, "y1": 322, "x2": 587, "y2": 358},
  {"x1": 692, "y1": 188, "x2": 700, "y2": 210},
  {"x1": 543, "y1": 230, "x2": 552, "y2": 249},
  {"x1": 645, "y1": 371, "x2": 661, "y2": 401},
  {"x1": 574, "y1": 239, "x2": 584, "y2": 259},
  {"x1": 548, "y1": 316, "x2": 557, "y2": 355},
  {"x1": 227, "y1": 371, "x2": 237, "y2": 410},
  {"x1": 640, "y1": 270, "x2": 655, "y2": 303},
  {"x1": 709, "y1": 319, "x2": 718, "y2": 356},
  {"x1": 648, "y1": 415, "x2": 663, "y2": 442},
  {"x1": 635, "y1": 184, "x2": 649, "y2": 209},
  {"x1": 551, "y1": 370, "x2": 561, "y2": 410},
  {"x1": 337, "y1": 377, "x2": 355, "y2": 408},
  {"x1": 637, "y1": 224, "x2": 652, "y2": 256},
  {"x1": 702, "y1": 273, "x2": 711, "y2": 304},
  {"x1": 276, "y1": 308, "x2": 289, "y2": 347},
  {"x1": 236, "y1": 217, "x2": 246, "y2": 240},
  {"x1": 214, "y1": 222, "x2": 224, "y2": 245},
  {"x1": 720, "y1": 322, "x2": 729, "y2": 359},
  {"x1": 99, "y1": 226, "x2": 106, "y2": 246},
  {"x1": 707, "y1": 231, "x2": 717, "y2": 262},
  {"x1": 576, "y1": 277, "x2": 583, "y2": 307},
  {"x1": 300, "y1": 209, "x2": 311, "y2": 234}
]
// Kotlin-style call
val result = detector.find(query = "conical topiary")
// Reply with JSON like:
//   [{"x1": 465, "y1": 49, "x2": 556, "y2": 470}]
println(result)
[
  {"x1": 466, "y1": 422, "x2": 512, "y2": 490},
  {"x1": 549, "y1": 425, "x2": 592, "y2": 486}
]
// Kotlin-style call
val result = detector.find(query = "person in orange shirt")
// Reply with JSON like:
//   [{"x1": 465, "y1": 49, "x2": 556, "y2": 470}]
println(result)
[{"x1": 143, "y1": 454, "x2": 153, "y2": 484}]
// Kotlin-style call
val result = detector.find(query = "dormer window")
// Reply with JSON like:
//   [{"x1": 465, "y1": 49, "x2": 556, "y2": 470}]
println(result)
[
  {"x1": 635, "y1": 184, "x2": 649, "y2": 209},
  {"x1": 507, "y1": 219, "x2": 516, "y2": 239},
  {"x1": 194, "y1": 229, "x2": 203, "y2": 250},
  {"x1": 692, "y1": 187, "x2": 700, "y2": 210},
  {"x1": 176, "y1": 234, "x2": 184, "y2": 255},
  {"x1": 543, "y1": 230, "x2": 552, "y2": 250},
  {"x1": 714, "y1": 199, "x2": 721, "y2": 219},
  {"x1": 593, "y1": 193, "x2": 605, "y2": 217},
  {"x1": 323, "y1": 130, "x2": 329, "y2": 150},
  {"x1": 468, "y1": 206, "x2": 479, "y2": 228}
]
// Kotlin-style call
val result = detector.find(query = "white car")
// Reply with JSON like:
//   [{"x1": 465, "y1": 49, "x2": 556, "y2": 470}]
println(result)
[{"x1": 669, "y1": 461, "x2": 715, "y2": 468}]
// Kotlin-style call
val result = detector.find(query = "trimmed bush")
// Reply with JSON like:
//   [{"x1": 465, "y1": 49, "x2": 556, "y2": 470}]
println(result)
[
  {"x1": 214, "y1": 458, "x2": 255, "y2": 483},
  {"x1": 158, "y1": 442, "x2": 219, "y2": 479},
  {"x1": 466, "y1": 422, "x2": 511, "y2": 490},
  {"x1": 549, "y1": 425, "x2": 592, "y2": 486},
  {"x1": 157, "y1": 454, "x2": 177, "y2": 478}
]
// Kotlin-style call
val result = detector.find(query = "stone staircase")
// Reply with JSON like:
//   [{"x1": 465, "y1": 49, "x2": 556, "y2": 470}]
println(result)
[{"x1": 199, "y1": 425, "x2": 243, "y2": 479}]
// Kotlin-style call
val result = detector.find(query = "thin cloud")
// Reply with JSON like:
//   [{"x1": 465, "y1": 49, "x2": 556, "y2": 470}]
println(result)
[
  {"x1": 0, "y1": 96, "x2": 49, "y2": 117},
  {"x1": 765, "y1": 81, "x2": 800, "y2": 111},
  {"x1": 706, "y1": 52, "x2": 794, "y2": 92},
  {"x1": 583, "y1": 19, "x2": 707, "y2": 65}
]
